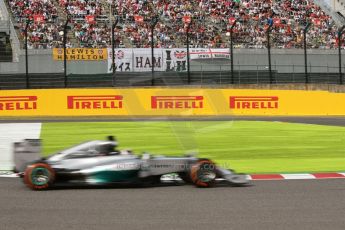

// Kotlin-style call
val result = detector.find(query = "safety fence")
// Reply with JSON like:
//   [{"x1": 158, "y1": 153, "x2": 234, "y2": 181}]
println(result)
[{"x1": 0, "y1": 68, "x2": 343, "y2": 90}]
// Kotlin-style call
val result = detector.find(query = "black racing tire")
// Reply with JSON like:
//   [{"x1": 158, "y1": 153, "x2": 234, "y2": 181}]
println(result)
[
  {"x1": 24, "y1": 163, "x2": 55, "y2": 190},
  {"x1": 190, "y1": 160, "x2": 217, "y2": 188}
]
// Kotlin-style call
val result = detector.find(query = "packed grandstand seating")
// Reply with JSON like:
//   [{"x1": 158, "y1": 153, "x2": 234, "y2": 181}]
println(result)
[{"x1": 4, "y1": 0, "x2": 341, "y2": 49}]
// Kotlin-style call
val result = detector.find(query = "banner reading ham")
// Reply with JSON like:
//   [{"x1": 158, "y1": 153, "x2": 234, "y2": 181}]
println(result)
[
  {"x1": 53, "y1": 48, "x2": 107, "y2": 61},
  {"x1": 107, "y1": 48, "x2": 230, "y2": 73}
]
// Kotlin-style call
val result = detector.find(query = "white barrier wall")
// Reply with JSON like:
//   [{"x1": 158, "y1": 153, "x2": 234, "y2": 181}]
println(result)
[{"x1": 0, "y1": 123, "x2": 41, "y2": 170}]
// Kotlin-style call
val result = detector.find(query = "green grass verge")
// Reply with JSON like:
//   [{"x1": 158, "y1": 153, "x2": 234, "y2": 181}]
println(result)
[{"x1": 40, "y1": 121, "x2": 345, "y2": 174}]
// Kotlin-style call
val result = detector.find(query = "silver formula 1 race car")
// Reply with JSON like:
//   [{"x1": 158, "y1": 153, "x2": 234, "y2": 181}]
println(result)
[{"x1": 14, "y1": 137, "x2": 248, "y2": 190}]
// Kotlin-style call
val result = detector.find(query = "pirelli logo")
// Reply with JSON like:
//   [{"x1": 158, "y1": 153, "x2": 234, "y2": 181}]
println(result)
[
  {"x1": 230, "y1": 96, "x2": 279, "y2": 109},
  {"x1": 0, "y1": 96, "x2": 37, "y2": 111},
  {"x1": 151, "y1": 96, "x2": 203, "y2": 109},
  {"x1": 67, "y1": 95, "x2": 123, "y2": 109}
]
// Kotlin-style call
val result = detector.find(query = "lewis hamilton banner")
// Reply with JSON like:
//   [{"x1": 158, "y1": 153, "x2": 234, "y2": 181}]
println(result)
[{"x1": 107, "y1": 48, "x2": 229, "y2": 73}]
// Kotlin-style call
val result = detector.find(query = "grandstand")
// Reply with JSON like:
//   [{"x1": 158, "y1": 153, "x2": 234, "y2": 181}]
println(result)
[
  {"x1": 330, "y1": 0, "x2": 345, "y2": 18},
  {"x1": 0, "y1": 0, "x2": 12, "y2": 62},
  {"x1": 1, "y1": 0, "x2": 345, "y2": 88},
  {"x1": 2, "y1": 0, "x2": 343, "y2": 49}
]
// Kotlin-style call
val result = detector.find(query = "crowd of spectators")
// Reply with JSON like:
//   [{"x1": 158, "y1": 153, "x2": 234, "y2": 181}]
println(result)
[
  {"x1": 116, "y1": 0, "x2": 192, "y2": 48},
  {"x1": 59, "y1": 0, "x2": 110, "y2": 47},
  {"x1": 7, "y1": 0, "x2": 67, "y2": 48},
  {"x1": 198, "y1": 0, "x2": 338, "y2": 48},
  {"x1": 5, "y1": 0, "x2": 342, "y2": 49}
]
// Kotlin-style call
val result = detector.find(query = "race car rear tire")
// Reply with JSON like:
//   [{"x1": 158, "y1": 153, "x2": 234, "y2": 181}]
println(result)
[
  {"x1": 190, "y1": 160, "x2": 217, "y2": 187},
  {"x1": 24, "y1": 163, "x2": 55, "y2": 190}
]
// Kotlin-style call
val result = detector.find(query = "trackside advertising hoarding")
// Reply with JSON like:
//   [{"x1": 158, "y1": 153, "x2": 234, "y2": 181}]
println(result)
[{"x1": 1, "y1": 88, "x2": 345, "y2": 116}]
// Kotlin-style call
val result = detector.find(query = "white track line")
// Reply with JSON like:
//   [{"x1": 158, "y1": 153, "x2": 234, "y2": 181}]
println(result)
[{"x1": 281, "y1": 174, "x2": 316, "y2": 180}]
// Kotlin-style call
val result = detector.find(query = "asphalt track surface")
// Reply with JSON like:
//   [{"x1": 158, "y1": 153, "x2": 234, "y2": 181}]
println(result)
[
  {"x1": 1, "y1": 178, "x2": 345, "y2": 230},
  {"x1": 1, "y1": 116, "x2": 344, "y2": 230}
]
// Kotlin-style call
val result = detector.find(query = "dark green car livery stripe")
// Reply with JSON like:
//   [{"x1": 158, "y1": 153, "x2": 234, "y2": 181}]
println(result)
[{"x1": 89, "y1": 170, "x2": 139, "y2": 183}]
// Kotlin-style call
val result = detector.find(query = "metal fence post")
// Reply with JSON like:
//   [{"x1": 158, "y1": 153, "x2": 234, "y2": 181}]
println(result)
[
  {"x1": 24, "y1": 18, "x2": 30, "y2": 89},
  {"x1": 338, "y1": 26, "x2": 345, "y2": 85},
  {"x1": 230, "y1": 19, "x2": 237, "y2": 84},
  {"x1": 63, "y1": 0, "x2": 70, "y2": 88},
  {"x1": 303, "y1": 22, "x2": 311, "y2": 84},
  {"x1": 186, "y1": 20, "x2": 192, "y2": 84},
  {"x1": 111, "y1": 14, "x2": 119, "y2": 86},
  {"x1": 150, "y1": 16, "x2": 158, "y2": 86},
  {"x1": 266, "y1": 24, "x2": 273, "y2": 84}
]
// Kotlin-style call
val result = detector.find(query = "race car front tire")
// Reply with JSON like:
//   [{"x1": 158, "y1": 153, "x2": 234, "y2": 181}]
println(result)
[
  {"x1": 24, "y1": 163, "x2": 55, "y2": 190},
  {"x1": 190, "y1": 160, "x2": 217, "y2": 187}
]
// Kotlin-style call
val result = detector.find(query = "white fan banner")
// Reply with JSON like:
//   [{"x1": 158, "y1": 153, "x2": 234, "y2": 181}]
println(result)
[
  {"x1": 107, "y1": 48, "x2": 229, "y2": 73},
  {"x1": 107, "y1": 48, "x2": 133, "y2": 73}
]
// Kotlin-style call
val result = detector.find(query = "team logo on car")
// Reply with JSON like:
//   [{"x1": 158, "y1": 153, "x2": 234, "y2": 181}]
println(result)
[
  {"x1": 151, "y1": 96, "x2": 203, "y2": 109},
  {"x1": 0, "y1": 96, "x2": 37, "y2": 111},
  {"x1": 229, "y1": 96, "x2": 279, "y2": 109},
  {"x1": 67, "y1": 95, "x2": 123, "y2": 109}
]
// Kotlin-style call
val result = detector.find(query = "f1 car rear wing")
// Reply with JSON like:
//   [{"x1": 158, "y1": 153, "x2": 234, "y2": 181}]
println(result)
[{"x1": 13, "y1": 139, "x2": 41, "y2": 173}]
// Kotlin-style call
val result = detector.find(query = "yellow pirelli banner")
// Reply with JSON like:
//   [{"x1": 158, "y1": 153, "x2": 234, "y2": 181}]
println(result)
[
  {"x1": 0, "y1": 88, "x2": 345, "y2": 117},
  {"x1": 53, "y1": 48, "x2": 107, "y2": 61}
]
